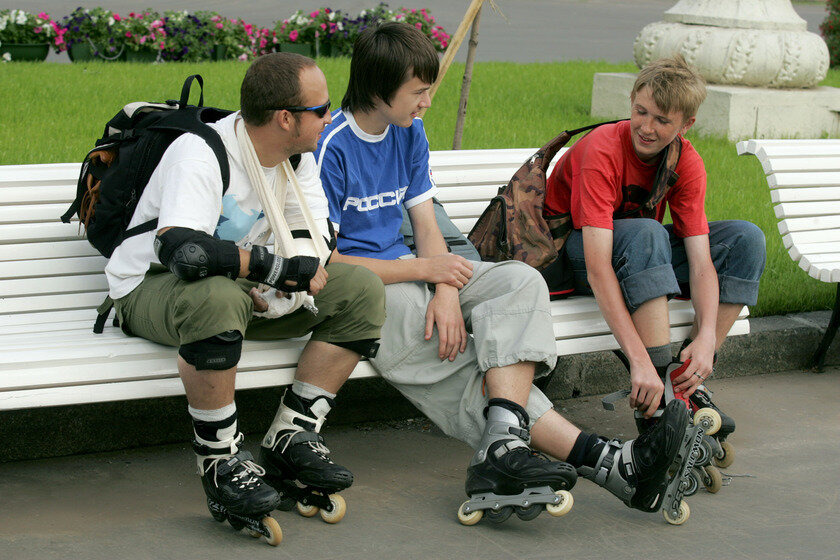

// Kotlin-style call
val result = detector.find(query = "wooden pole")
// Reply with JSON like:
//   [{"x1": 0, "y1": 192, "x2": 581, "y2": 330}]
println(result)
[
  {"x1": 452, "y1": 6, "x2": 482, "y2": 150},
  {"x1": 427, "y1": 0, "x2": 485, "y2": 103}
]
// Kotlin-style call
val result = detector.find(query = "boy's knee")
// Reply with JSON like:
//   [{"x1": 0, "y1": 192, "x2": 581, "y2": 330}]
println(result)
[{"x1": 733, "y1": 221, "x2": 766, "y2": 260}]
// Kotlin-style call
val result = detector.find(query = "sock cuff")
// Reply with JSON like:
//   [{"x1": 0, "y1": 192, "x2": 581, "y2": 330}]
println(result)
[
  {"x1": 646, "y1": 343, "x2": 673, "y2": 369},
  {"x1": 292, "y1": 380, "x2": 337, "y2": 402},
  {"x1": 188, "y1": 402, "x2": 237, "y2": 424}
]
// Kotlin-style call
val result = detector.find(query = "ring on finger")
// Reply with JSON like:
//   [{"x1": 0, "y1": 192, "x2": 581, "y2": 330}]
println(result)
[{"x1": 692, "y1": 372, "x2": 703, "y2": 379}]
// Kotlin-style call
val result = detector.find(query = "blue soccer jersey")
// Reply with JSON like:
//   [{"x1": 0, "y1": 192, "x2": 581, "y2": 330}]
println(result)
[{"x1": 315, "y1": 110, "x2": 437, "y2": 260}]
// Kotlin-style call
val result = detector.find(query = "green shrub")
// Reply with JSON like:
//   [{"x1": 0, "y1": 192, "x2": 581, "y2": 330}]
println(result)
[{"x1": 820, "y1": 0, "x2": 840, "y2": 66}]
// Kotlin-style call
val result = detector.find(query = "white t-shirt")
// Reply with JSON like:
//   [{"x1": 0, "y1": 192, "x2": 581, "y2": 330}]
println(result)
[{"x1": 105, "y1": 111, "x2": 330, "y2": 299}]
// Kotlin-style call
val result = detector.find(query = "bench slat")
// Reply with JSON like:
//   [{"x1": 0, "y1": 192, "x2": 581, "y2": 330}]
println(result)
[
  {"x1": 771, "y1": 187, "x2": 840, "y2": 204},
  {"x1": 0, "y1": 291, "x2": 107, "y2": 315},
  {"x1": 0, "y1": 256, "x2": 106, "y2": 279},
  {"x1": 768, "y1": 172, "x2": 840, "y2": 189},
  {"x1": 0, "y1": 274, "x2": 108, "y2": 298},
  {"x1": 0, "y1": 240, "x2": 99, "y2": 262},
  {"x1": 0, "y1": 203, "x2": 70, "y2": 224},
  {"x1": 774, "y1": 200, "x2": 840, "y2": 219},
  {"x1": 782, "y1": 229, "x2": 840, "y2": 249},
  {"x1": 0, "y1": 221, "x2": 84, "y2": 244},
  {"x1": 778, "y1": 215, "x2": 840, "y2": 235}
]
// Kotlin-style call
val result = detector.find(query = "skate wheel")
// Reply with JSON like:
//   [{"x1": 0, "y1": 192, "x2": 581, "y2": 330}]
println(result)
[
  {"x1": 296, "y1": 501, "x2": 319, "y2": 518},
  {"x1": 683, "y1": 469, "x2": 700, "y2": 497},
  {"x1": 485, "y1": 505, "x2": 514, "y2": 523},
  {"x1": 515, "y1": 504, "x2": 543, "y2": 521},
  {"x1": 261, "y1": 516, "x2": 283, "y2": 546},
  {"x1": 703, "y1": 465, "x2": 723, "y2": 493},
  {"x1": 546, "y1": 490, "x2": 574, "y2": 517},
  {"x1": 319, "y1": 494, "x2": 346, "y2": 524},
  {"x1": 693, "y1": 408, "x2": 722, "y2": 436},
  {"x1": 663, "y1": 500, "x2": 690, "y2": 525},
  {"x1": 457, "y1": 502, "x2": 483, "y2": 526},
  {"x1": 714, "y1": 440, "x2": 735, "y2": 468}
]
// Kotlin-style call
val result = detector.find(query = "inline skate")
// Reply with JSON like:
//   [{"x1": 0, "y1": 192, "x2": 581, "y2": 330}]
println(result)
[
  {"x1": 457, "y1": 399, "x2": 577, "y2": 525},
  {"x1": 260, "y1": 389, "x2": 352, "y2": 524},
  {"x1": 196, "y1": 436, "x2": 283, "y2": 546}
]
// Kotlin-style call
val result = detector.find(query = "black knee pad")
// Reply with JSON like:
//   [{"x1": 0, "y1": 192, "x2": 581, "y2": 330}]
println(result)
[
  {"x1": 332, "y1": 338, "x2": 380, "y2": 358},
  {"x1": 179, "y1": 330, "x2": 243, "y2": 371}
]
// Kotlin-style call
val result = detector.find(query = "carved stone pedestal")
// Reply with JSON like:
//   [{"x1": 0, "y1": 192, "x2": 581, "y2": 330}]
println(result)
[{"x1": 590, "y1": 0, "x2": 836, "y2": 139}]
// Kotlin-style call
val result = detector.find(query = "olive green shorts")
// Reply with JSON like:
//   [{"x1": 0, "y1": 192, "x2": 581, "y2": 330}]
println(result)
[{"x1": 113, "y1": 262, "x2": 385, "y2": 347}]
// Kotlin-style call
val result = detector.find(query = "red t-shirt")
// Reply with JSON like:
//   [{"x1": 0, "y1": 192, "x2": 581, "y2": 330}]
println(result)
[{"x1": 544, "y1": 120, "x2": 709, "y2": 238}]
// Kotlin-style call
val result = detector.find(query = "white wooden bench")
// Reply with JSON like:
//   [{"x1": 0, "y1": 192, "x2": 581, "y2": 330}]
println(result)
[
  {"x1": 737, "y1": 139, "x2": 840, "y2": 370},
  {"x1": 0, "y1": 149, "x2": 749, "y2": 411}
]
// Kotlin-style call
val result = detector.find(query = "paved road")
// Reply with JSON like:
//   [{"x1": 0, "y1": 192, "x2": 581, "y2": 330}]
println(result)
[
  {"x1": 3, "y1": 0, "x2": 829, "y2": 63},
  {"x1": 1, "y1": 369, "x2": 838, "y2": 560}
]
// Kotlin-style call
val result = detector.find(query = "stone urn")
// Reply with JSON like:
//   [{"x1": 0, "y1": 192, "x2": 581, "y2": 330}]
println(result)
[{"x1": 634, "y1": 0, "x2": 829, "y2": 88}]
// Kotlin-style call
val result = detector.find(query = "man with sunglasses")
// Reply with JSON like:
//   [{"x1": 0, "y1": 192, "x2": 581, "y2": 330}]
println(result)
[{"x1": 103, "y1": 52, "x2": 385, "y2": 535}]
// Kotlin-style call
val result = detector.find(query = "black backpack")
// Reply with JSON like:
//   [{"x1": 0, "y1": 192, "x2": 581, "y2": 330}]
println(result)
[{"x1": 61, "y1": 75, "x2": 233, "y2": 258}]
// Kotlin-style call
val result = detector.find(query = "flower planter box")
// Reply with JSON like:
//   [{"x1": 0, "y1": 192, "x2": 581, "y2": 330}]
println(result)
[
  {"x1": 0, "y1": 43, "x2": 49, "y2": 61},
  {"x1": 124, "y1": 47, "x2": 159, "y2": 62},
  {"x1": 67, "y1": 42, "x2": 125, "y2": 62}
]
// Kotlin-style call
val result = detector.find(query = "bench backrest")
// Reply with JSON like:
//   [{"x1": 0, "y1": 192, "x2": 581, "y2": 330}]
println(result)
[
  {"x1": 0, "y1": 149, "x2": 562, "y2": 323},
  {"x1": 737, "y1": 139, "x2": 840, "y2": 282}
]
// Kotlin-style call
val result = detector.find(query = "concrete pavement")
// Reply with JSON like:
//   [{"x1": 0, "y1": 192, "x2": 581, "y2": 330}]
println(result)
[{"x1": 1, "y1": 369, "x2": 838, "y2": 560}]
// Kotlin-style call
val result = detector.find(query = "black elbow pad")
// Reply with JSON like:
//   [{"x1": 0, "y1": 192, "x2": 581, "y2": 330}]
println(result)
[{"x1": 154, "y1": 227, "x2": 240, "y2": 282}]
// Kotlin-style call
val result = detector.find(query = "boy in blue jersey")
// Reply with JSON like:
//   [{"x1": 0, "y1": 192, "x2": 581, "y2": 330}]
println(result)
[{"x1": 316, "y1": 22, "x2": 692, "y2": 521}]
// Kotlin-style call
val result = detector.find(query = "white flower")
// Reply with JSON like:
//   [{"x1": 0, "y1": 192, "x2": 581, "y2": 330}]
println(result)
[
  {"x1": 15, "y1": 11, "x2": 27, "y2": 25},
  {"x1": 108, "y1": 17, "x2": 114, "y2": 26},
  {"x1": 2, "y1": 52, "x2": 11, "y2": 62},
  {"x1": 328, "y1": 12, "x2": 335, "y2": 21},
  {"x1": 0, "y1": 16, "x2": 8, "y2": 31},
  {"x1": 360, "y1": 10, "x2": 367, "y2": 17},
  {"x1": 337, "y1": 22, "x2": 344, "y2": 31},
  {"x1": 91, "y1": 15, "x2": 98, "y2": 23}
]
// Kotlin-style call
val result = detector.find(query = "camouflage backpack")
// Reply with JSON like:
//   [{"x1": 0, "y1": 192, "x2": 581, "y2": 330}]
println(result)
[{"x1": 467, "y1": 121, "x2": 681, "y2": 300}]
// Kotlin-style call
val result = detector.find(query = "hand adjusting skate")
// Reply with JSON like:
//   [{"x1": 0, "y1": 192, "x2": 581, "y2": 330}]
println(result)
[{"x1": 458, "y1": 399, "x2": 577, "y2": 526}]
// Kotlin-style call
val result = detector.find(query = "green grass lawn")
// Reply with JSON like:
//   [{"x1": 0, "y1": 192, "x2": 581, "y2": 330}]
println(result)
[{"x1": 1, "y1": 59, "x2": 838, "y2": 317}]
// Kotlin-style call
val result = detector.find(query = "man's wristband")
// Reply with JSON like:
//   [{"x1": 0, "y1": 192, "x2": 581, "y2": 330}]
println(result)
[{"x1": 247, "y1": 245, "x2": 287, "y2": 287}]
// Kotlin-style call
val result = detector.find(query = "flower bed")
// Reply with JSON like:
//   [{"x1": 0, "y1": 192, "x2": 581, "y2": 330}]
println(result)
[{"x1": 2, "y1": 5, "x2": 450, "y2": 63}]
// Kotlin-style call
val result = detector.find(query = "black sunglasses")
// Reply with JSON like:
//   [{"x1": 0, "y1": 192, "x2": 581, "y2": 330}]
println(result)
[{"x1": 269, "y1": 100, "x2": 331, "y2": 118}]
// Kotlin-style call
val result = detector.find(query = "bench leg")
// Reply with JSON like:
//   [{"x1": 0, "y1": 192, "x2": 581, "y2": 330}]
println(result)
[{"x1": 812, "y1": 284, "x2": 840, "y2": 373}]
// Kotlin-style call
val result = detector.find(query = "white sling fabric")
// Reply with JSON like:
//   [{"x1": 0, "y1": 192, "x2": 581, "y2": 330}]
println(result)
[{"x1": 235, "y1": 120, "x2": 330, "y2": 318}]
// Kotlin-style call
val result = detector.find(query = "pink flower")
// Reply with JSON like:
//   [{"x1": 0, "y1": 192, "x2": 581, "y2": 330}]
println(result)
[
  {"x1": 244, "y1": 23, "x2": 253, "y2": 35},
  {"x1": 216, "y1": 22, "x2": 223, "y2": 29},
  {"x1": 289, "y1": 30, "x2": 299, "y2": 42},
  {"x1": 415, "y1": 22, "x2": 422, "y2": 29},
  {"x1": 159, "y1": 42, "x2": 165, "y2": 49},
  {"x1": 140, "y1": 36, "x2": 147, "y2": 44},
  {"x1": 129, "y1": 12, "x2": 136, "y2": 18},
  {"x1": 38, "y1": 12, "x2": 48, "y2": 19},
  {"x1": 259, "y1": 38, "x2": 267, "y2": 48},
  {"x1": 239, "y1": 53, "x2": 248, "y2": 61},
  {"x1": 33, "y1": 27, "x2": 42, "y2": 34},
  {"x1": 310, "y1": 10, "x2": 320, "y2": 17},
  {"x1": 329, "y1": 23, "x2": 337, "y2": 33},
  {"x1": 320, "y1": 23, "x2": 326, "y2": 30},
  {"x1": 411, "y1": 9, "x2": 417, "y2": 13},
  {"x1": 114, "y1": 14, "x2": 121, "y2": 21},
  {"x1": 125, "y1": 31, "x2": 132, "y2": 38}
]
